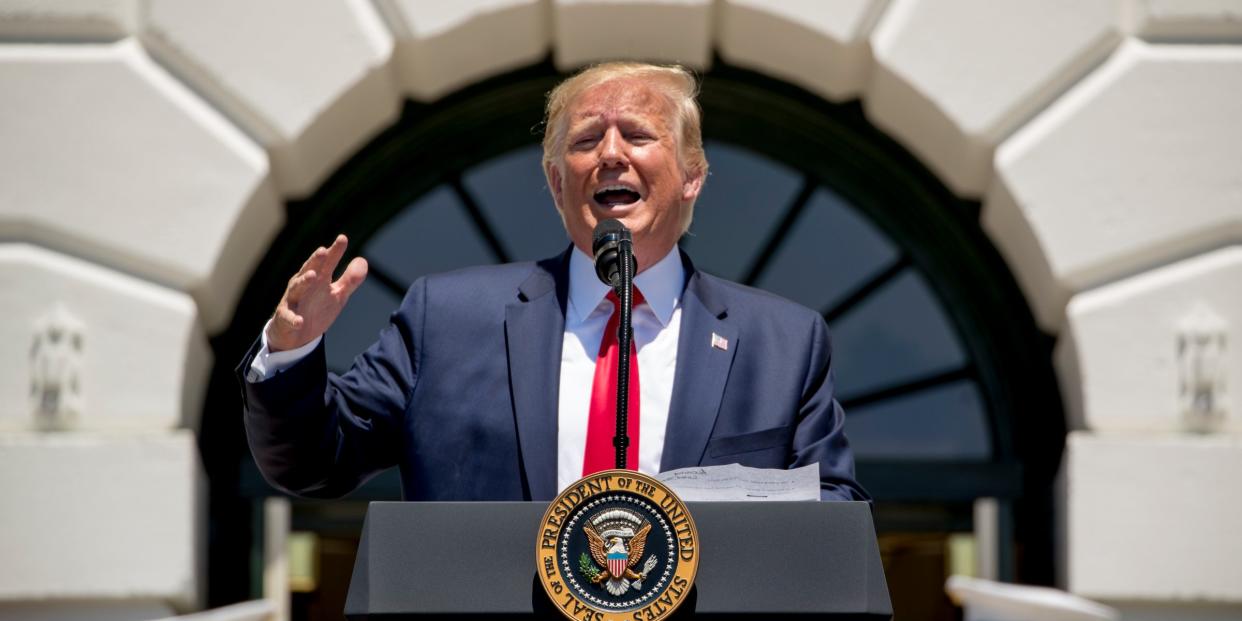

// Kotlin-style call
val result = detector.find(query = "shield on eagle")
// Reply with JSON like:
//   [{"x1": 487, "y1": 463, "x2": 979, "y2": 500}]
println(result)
[{"x1": 607, "y1": 545, "x2": 627, "y2": 579}]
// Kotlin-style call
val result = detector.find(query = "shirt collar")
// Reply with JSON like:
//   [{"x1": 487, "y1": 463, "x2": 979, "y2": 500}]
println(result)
[{"x1": 567, "y1": 245, "x2": 685, "y2": 328}]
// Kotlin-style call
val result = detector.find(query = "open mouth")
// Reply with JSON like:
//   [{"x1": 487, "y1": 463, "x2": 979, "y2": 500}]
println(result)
[{"x1": 593, "y1": 184, "x2": 642, "y2": 207}]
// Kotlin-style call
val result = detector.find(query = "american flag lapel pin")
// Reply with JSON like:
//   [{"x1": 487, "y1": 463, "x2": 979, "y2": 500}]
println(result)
[{"x1": 711, "y1": 332, "x2": 729, "y2": 351}]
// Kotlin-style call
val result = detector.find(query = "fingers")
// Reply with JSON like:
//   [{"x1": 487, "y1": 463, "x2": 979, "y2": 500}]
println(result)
[
  {"x1": 269, "y1": 235, "x2": 352, "y2": 352},
  {"x1": 285, "y1": 269, "x2": 319, "y2": 302},
  {"x1": 289, "y1": 234, "x2": 350, "y2": 297},
  {"x1": 335, "y1": 256, "x2": 369, "y2": 301},
  {"x1": 298, "y1": 245, "x2": 328, "y2": 275},
  {"x1": 320, "y1": 234, "x2": 349, "y2": 280},
  {"x1": 298, "y1": 234, "x2": 349, "y2": 277}
]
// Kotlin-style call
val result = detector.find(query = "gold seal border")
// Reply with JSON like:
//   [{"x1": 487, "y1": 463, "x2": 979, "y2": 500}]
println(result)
[{"x1": 536, "y1": 470, "x2": 699, "y2": 621}]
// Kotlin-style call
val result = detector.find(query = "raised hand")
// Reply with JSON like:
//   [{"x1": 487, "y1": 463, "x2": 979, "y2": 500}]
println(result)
[{"x1": 267, "y1": 234, "x2": 368, "y2": 352}]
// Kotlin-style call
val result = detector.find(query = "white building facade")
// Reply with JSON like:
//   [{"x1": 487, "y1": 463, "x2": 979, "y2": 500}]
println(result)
[{"x1": 1, "y1": 1, "x2": 1239, "y2": 619}]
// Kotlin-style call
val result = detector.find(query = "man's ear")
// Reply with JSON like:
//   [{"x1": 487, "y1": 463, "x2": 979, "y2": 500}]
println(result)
[
  {"x1": 546, "y1": 162, "x2": 563, "y2": 210},
  {"x1": 681, "y1": 167, "x2": 705, "y2": 203}
]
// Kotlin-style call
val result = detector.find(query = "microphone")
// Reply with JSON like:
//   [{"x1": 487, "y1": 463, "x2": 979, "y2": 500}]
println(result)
[
  {"x1": 592, "y1": 219, "x2": 636, "y2": 288},
  {"x1": 591, "y1": 219, "x2": 637, "y2": 470}
]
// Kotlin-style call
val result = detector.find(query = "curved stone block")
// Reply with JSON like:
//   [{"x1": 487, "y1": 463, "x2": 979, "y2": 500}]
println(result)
[
  {"x1": 142, "y1": 0, "x2": 401, "y2": 198},
  {"x1": 718, "y1": 0, "x2": 887, "y2": 101},
  {"x1": 0, "y1": 0, "x2": 137, "y2": 41},
  {"x1": 985, "y1": 40, "x2": 1242, "y2": 330},
  {"x1": 377, "y1": 0, "x2": 548, "y2": 100},
  {"x1": 0, "y1": 40, "x2": 283, "y2": 333},
  {"x1": 0, "y1": 244, "x2": 209, "y2": 432},
  {"x1": 1130, "y1": 0, "x2": 1242, "y2": 42},
  {"x1": 1059, "y1": 247, "x2": 1242, "y2": 434},
  {"x1": 552, "y1": 0, "x2": 713, "y2": 70},
  {"x1": 866, "y1": 0, "x2": 1121, "y2": 196},
  {"x1": 1065, "y1": 432, "x2": 1242, "y2": 603},
  {"x1": 0, "y1": 431, "x2": 203, "y2": 609}
]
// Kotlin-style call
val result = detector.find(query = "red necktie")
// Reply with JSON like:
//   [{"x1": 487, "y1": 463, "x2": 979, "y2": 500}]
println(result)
[{"x1": 582, "y1": 289, "x2": 644, "y2": 476}]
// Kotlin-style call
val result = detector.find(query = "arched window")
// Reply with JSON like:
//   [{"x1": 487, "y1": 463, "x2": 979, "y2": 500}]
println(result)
[{"x1": 204, "y1": 61, "x2": 1065, "y2": 616}]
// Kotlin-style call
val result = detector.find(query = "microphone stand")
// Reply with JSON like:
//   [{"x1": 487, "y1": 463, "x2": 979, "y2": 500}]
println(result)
[{"x1": 614, "y1": 239, "x2": 635, "y2": 470}]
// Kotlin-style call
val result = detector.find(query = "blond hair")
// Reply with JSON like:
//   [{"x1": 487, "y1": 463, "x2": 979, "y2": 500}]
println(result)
[{"x1": 541, "y1": 62, "x2": 709, "y2": 235}]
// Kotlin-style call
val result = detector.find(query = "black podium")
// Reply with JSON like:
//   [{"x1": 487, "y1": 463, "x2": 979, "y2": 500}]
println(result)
[{"x1": 345, "y1": 501, "x2": 891, "y2": 619}]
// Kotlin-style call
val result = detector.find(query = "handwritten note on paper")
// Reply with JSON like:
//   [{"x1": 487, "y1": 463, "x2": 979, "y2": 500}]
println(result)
[{"x1": 656, "y1": 463, "x2": 820, "y2": 501}]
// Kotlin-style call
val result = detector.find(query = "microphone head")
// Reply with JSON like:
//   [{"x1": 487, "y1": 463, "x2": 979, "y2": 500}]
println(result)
[
  {"x1": 592, "y1": 218, "x2": 630, "y2": 247},
  {"x1": 592, "y1": 219, "x2": 632, "y2": 287}
]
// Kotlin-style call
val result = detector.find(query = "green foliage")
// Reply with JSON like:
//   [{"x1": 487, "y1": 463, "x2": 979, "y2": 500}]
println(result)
[{"x1": 578, "y1": 553, "x2": 601, "y2": 582}]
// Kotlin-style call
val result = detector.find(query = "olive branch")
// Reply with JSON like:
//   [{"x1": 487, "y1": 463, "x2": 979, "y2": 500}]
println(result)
[{"x1": 578, "y1": 552, "x2": 601, "y2": 582}]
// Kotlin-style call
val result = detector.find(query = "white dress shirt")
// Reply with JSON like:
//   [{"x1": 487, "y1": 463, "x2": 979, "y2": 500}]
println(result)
[
  {"x1": 248, "y1": 246, "x2": 685, "y2": 495},
  {"x1": 557, "y1": 246, "x2": 683, "y2": 492}
]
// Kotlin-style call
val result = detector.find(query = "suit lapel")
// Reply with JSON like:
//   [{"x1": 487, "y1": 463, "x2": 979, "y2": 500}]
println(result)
[
  {"x1": 661, "y1": 264, "x2": 738, "y2": 471},
  {"x1": 506, "y1": 252, "x2": 569, "y2": 501}
]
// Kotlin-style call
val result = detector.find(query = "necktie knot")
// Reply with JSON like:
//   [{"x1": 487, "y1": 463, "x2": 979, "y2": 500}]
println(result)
[{"x1": 605, "y1": 288, "x2": 645, "y2": 310}]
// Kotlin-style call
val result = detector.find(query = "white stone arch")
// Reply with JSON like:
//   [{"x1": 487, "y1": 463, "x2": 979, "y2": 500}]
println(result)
[
  {"x1": 3, "y1": 0, "x2": 1241, "y2": 612},
  {"x1": 5, "y1": 0, "x2": 1233, "y2": 446}
]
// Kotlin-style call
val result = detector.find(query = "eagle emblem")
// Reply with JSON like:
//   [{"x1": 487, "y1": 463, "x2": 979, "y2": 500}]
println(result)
[
  {"x1": 580, "y1": 509, "x2": 659, "y2": 595},
  {"x1": 537, "y1": 471, "x2": 699, "y2": 621}
]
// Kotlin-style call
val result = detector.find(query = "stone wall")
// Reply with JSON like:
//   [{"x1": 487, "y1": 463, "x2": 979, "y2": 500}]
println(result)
[{"x1": 1, "y1": 0, "x2": 1238, "y2": 617}]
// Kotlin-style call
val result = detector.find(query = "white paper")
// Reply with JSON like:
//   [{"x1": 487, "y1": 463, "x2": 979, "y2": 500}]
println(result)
[{"x1": 655, "y1": 463, "x2": 820, "y2": 501}]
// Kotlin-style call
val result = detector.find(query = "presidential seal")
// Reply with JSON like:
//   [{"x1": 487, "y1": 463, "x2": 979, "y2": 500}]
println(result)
[{"x1": 537, "y1": 470, "x2": 698, "y2": 621}]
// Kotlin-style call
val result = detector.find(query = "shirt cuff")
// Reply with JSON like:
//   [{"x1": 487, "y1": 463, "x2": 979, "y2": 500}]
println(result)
[{"x1": 246, "y1": 318, "x2": 322, "y2": 382}]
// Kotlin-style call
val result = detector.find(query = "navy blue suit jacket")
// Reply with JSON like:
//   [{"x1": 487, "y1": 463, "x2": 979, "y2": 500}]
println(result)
[{"x1": 239, "y1": 249, "x2": 868, "y2": 502}]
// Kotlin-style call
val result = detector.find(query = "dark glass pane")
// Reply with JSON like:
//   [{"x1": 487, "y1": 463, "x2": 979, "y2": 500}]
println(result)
[
  {"x1": 831, "y1": 270, "x2": 966, "y2": 399},
  {"x1": 325, "y1": 277, "x2": 401, "y2": 373},
  {"x1": 755, "y1": 188, "x2": 898, "y2": 311},
  {"x1": 463, "y1": 144, "x2": 570, "y2": 261},
  {"x1": 365, "y1": 185, "x2": 497, "y2": 284},
  {"x1": 679, "y1": 141, "x2": 801, "y2": 280},
  {"x1": 846, "y1": 380, "x2": 991, "y2": 461}
]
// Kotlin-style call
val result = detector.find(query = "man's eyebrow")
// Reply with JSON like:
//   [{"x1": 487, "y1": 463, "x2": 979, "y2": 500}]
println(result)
[
  {"x1": 566, "y1": 119, "x2": 601, "y2": 136},
  {"x1": 566, "y1": 111, "x2": 661, "y2": 134}
]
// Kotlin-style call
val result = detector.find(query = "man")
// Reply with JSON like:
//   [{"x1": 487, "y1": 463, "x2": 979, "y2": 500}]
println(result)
[{"x1": 239, "y1": 62, "x2": 868, "y2": 502}]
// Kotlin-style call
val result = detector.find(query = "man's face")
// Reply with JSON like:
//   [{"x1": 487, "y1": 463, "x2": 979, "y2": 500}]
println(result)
[{"x1": 547, "y1": 78, "x2": 704, "y2": 272}]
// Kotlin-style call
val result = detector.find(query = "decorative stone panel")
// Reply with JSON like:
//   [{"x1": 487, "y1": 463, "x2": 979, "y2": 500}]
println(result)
[
  {"x1": 985, "y1": 40, "x2": 1242, "y2": 331},
  {"x1": 867, "y1": 0, "x2": 1121, "y2": 196},
  {"x1": 28, "y1": 303, "x2": 87, "y2": 432},
  {"x1": 552, "y1": 0, "x2": 713, "y2": 70},
  {"x1": 1129, "y1": 0, "x2": 1242, "y2": 42},
  {"x1": 0, "y1": 40, "x2": 283, "y2": 333},
  {"x1": 717, "y1": 0, "x2": 887, "y2": 101},
  {"x1": 1064, "y1": 432, "x2": 1242, "y2": 605},
  {"x1": 0, "y1": 0, "x2": 137, "y2": 41},
  {"x1": 142, "y1": 0, "x2": 401, "y2": 198},
  {"x1": 0, "y1": 244, "x2": 209, "y2": 432},
  {"x1": 1058, "y1": 247, "x2": 1241, "y2": 434},
  {"x1": 0, "y1": 431, "x2": 205, "y2": 610},
  {"x1": 376, "y1": 0, "x2": 549, "y2": 100}
]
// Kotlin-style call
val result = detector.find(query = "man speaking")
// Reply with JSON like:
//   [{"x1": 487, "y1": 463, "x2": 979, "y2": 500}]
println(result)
[{"x1": 238, "y1": 62, "x2": 869, "y2": 503}]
